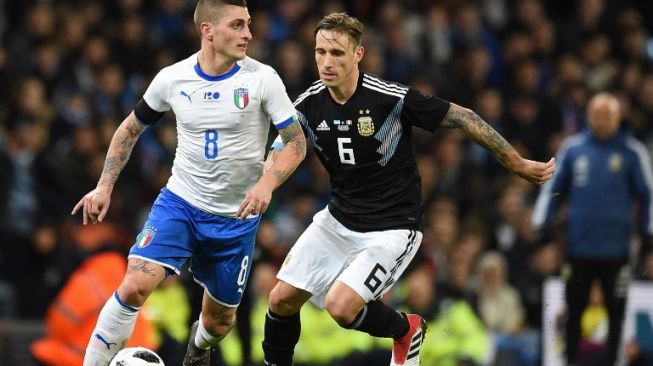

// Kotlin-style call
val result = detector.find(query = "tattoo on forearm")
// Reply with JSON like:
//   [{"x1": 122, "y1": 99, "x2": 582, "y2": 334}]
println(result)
[
  {"x1": 98, "y1": 117, "x2": 145, "y2": 188},
  {"x1": 264, "y1": 122, "x2": 306, "y2": 187},
  {"x1": 441, "y1": 105, "x2": 512, "y2": 158},
  {"x1": 268, "y1": 148, "x2": 281, "y2": 165},
  {"x1": 128, "y1": 259, "x2": 157, "y2": 277},
  {"x1": 263, "y1": 148, "x2": 280, "y2": 175},
  {"x1": 279, "y1": 123, "x2": 306, "y2": 159},
  {"x1": 273, "y1": 168, "x2": 291, "y2": 184}
]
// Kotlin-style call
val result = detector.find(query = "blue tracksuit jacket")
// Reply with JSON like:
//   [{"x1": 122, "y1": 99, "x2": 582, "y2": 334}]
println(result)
[{"x1": 532, "y1": 130, "x2": 653, "y2": 259}]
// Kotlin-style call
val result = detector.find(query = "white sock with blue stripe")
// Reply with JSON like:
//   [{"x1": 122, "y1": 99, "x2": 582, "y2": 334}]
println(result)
[
  {"x1": 83, "y1": 291, "x2": 140, "y2": 366},
  {"x1": 195, "y1": 313, "x2": 224, "y2": 349}
]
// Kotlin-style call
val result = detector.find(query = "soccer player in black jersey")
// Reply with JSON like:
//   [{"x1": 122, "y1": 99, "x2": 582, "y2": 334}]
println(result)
[{"x1": 262, "y1": 12, "x2": 556, "y2": 366}]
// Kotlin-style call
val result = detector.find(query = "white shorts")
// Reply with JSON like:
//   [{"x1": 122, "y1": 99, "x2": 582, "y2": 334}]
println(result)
[{"x1": 277, "y1": 207, "x2": 423, "y2": 309}]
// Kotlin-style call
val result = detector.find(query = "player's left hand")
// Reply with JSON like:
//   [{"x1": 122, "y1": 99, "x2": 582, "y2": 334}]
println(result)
[
  {"x1": 236, "y1": 182, "x2": 272, "y2": 219},
  {"x1": 514, "y1": 157, "x2": 556, "y2": 185}
]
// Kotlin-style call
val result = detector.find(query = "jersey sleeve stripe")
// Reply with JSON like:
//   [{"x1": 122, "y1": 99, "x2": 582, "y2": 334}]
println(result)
[
  {"x1": 626, "y1": 137, "x2": 653, "y2": 233},
  {"x1": 363, "y1": 74, "x2": 409, "y2": 92},
  {"x1": 294, "y1": 84, "x2": 326, "y2": 106},
  {"x1": 297, "y1": 111, "x2": 321, "y2": 150},
  {"x1": 296, "y1": 81, "x2": 323, "y2": 97},
  {"x1": 362, "y1": 82, "x2": 407, "y2": 98},
  {"x1": 274, "y1": 115, "x2": 295, "y2": 130},
  {"x1": 375, "y1": 99, "x2": 404, "y2": 166}
]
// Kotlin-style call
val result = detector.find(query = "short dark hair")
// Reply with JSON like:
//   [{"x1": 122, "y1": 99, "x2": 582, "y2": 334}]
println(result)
[
  {"x1": 315, "y1": 12, "x2": 365, "y2": 48},
  {"x1": 194, "y1": 0, "x2": 247, "y2": 33}
]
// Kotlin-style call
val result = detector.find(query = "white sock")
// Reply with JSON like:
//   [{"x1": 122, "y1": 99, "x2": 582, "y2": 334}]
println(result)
[
  {"x1": 83, "y1": 291, "x2": 140, "y2": 366},
  {"x1": 194, "y1": 315, "x2": 219, "y2": 349}
]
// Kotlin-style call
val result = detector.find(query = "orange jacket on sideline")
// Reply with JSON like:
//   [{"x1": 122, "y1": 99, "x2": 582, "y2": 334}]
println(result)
[{"x1": 31, "y1": 251, "x2": 156, "y2": 366}]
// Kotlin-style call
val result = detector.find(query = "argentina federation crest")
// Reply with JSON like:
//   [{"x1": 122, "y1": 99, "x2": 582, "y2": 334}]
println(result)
[
  {"x1": 234, "y1": 87, "x2": 249, "y2": 109},
  {"x1": 357, "y1": 116, "x2": 374, "y2": 137},
  {"x1": 608, "y1": 153, "x2": 623, "y2": 172},
  {"x1": 136, "y1": 227, "x2": 157, "y2": 248}
]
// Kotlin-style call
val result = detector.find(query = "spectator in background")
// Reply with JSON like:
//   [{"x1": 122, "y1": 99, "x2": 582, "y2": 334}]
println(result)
[
  {"x1": 476, "y1": 251, "x2": 524, "y2": 335},
  {"x1": 475, "y1": 251, "x2": 540, "y2": 366},
  {"x1": 8, "y1": 218, "x2": 78, "y2": 319},
  {"x1": 274, "y1": 39, "x2": 312, "y2": 100},
  {"x1": 0, "y1": 113, "x2": 61, "y2": 238},
  {"x1": 532, "y1": 92, "x2": 653, "y2": 366},
  {"x1": 516, "y1": 242, "x2": 562, "y2": 329},
  {"x1": 30, "y1": 240, "x2": 157, "y2": 366}
]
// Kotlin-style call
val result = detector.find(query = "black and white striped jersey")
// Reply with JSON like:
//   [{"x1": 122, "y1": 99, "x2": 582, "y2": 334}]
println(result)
[{"x1": 294, "y1": 72, "x2": 451, "y2": 232}]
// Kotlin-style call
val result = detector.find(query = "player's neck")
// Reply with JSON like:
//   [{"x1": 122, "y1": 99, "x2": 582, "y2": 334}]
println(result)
[
  {"x1": 197, "y1": 49, "x2": 238, "y2": 76},
  {"x1": 328, "y1": 69, "x2": 360, "y2": 105}
]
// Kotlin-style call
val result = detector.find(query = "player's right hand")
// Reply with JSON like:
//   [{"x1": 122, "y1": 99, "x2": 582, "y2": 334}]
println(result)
[
  {"x1": 236, "y1": 181, "x2": 273, "y2": 219},
  {"x1": 514, "y1": 157, "x2": 556, "y2": 185},
  {"x1": 71, "y1": 189, "x2": 111, "y2": 225}
]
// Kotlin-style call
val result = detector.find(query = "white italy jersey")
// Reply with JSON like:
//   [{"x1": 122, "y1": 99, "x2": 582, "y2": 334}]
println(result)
[{"x1": 142, "y1": 53, "x2": 296, "y2": 217}]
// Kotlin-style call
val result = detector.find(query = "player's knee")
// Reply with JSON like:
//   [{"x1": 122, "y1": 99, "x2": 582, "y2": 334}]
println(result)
[
  {"x1": 268, "y1": 285, "x2": 300, "y2": 316},
  {"x1": 325, "y1": 297, "x2": 357, "y2": 327},
  {"x1": 117, "y1": 279, "x2": 152, "y2": 307}
]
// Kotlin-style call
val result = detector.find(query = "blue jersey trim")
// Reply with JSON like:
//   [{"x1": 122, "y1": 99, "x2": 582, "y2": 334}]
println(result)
[
  {"x1": 275, "y1": 116, "x2": 295, "y2": 130},
  {"x1": 114, "y1": 291, "x2": 139, "y2": 312},
  {"x1": 194, "y1": 62, "x2": 241, "y2": 81}
]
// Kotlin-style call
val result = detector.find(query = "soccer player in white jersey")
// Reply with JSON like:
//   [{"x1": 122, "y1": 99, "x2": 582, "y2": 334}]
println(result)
[
  {"x1": 262, "y1": 13, "x2": 555, "y2": 366},
  {"x1": 71, "y1": 1, "x2": 306, "y2": 365}
]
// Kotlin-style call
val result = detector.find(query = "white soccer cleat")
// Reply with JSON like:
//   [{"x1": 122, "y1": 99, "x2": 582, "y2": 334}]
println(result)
[{"x1": 390, "y1": 313, "x2": 426, "y2": 366}]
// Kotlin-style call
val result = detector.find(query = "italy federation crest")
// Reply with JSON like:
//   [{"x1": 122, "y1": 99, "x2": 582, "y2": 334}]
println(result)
[
  {"x1": 136, "y1": 227, "x2": 157, "y2": 248},
  {"x1": 357, "y1": 116, "x2": 375, "y2": 137},
  {"x1": 234, "y1": 88, "x2": 249, "y2": 109}
]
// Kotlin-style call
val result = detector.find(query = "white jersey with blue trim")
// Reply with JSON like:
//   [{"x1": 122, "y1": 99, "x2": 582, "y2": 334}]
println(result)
[{"x1": 142, "y1": 53, "x2": 296, "y2": 217}]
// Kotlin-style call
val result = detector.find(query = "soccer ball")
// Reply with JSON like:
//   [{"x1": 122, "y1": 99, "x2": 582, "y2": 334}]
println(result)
[{"x1": 109, "y1": 347, "x2": 164, "y2": 366}]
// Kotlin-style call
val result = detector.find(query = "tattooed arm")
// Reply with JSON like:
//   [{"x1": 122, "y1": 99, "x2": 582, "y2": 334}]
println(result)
[
  {"x1": 71, "y1": 112, "x2": 147, "y2": 224},
  {"x1": 236, "y1": 120, "x2": 306, "y2": 218},
  {"x1": 441, "y1": 103, "x2": 555, "y2": 184},
  {"x1": 263, "y1": 121, "x2": 306, "y2": 186},
  {"x1": 98, "y1": 112, "x2": 147, "y2": 193}
]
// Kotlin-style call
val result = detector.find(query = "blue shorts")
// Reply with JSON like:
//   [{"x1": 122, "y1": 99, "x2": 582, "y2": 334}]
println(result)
[{"x1": 129, "y1": 188, "x2": 261, "y2": 306}]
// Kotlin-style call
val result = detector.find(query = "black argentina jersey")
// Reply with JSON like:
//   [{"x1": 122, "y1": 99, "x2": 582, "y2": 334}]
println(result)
[{"x1": 294, "y1": 73, "x2": 450, "y2": 232}]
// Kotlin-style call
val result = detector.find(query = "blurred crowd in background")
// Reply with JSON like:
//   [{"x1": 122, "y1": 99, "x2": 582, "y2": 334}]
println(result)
[{"x1": 1, "y1": 0, "x2": 653, "y2": 365}]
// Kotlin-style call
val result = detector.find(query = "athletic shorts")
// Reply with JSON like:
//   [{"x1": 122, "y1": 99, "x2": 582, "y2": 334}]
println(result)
[
  {"x1": 129, "y1": 188, "x2": 261, "y2": 307},
  {"x1": 277, "y1": 207, "x2": 422, "y2": 309}
]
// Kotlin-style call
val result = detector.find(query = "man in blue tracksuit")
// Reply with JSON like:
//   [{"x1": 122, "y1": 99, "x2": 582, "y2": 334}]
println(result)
[{"x1": 532, "y1": 93, "x2": 653, "y2": 366}]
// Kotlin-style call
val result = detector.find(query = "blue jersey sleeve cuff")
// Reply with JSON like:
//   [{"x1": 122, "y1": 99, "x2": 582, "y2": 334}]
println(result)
[{"x1": 274, "y1": 116, "x2": 295, "y2": 130}]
